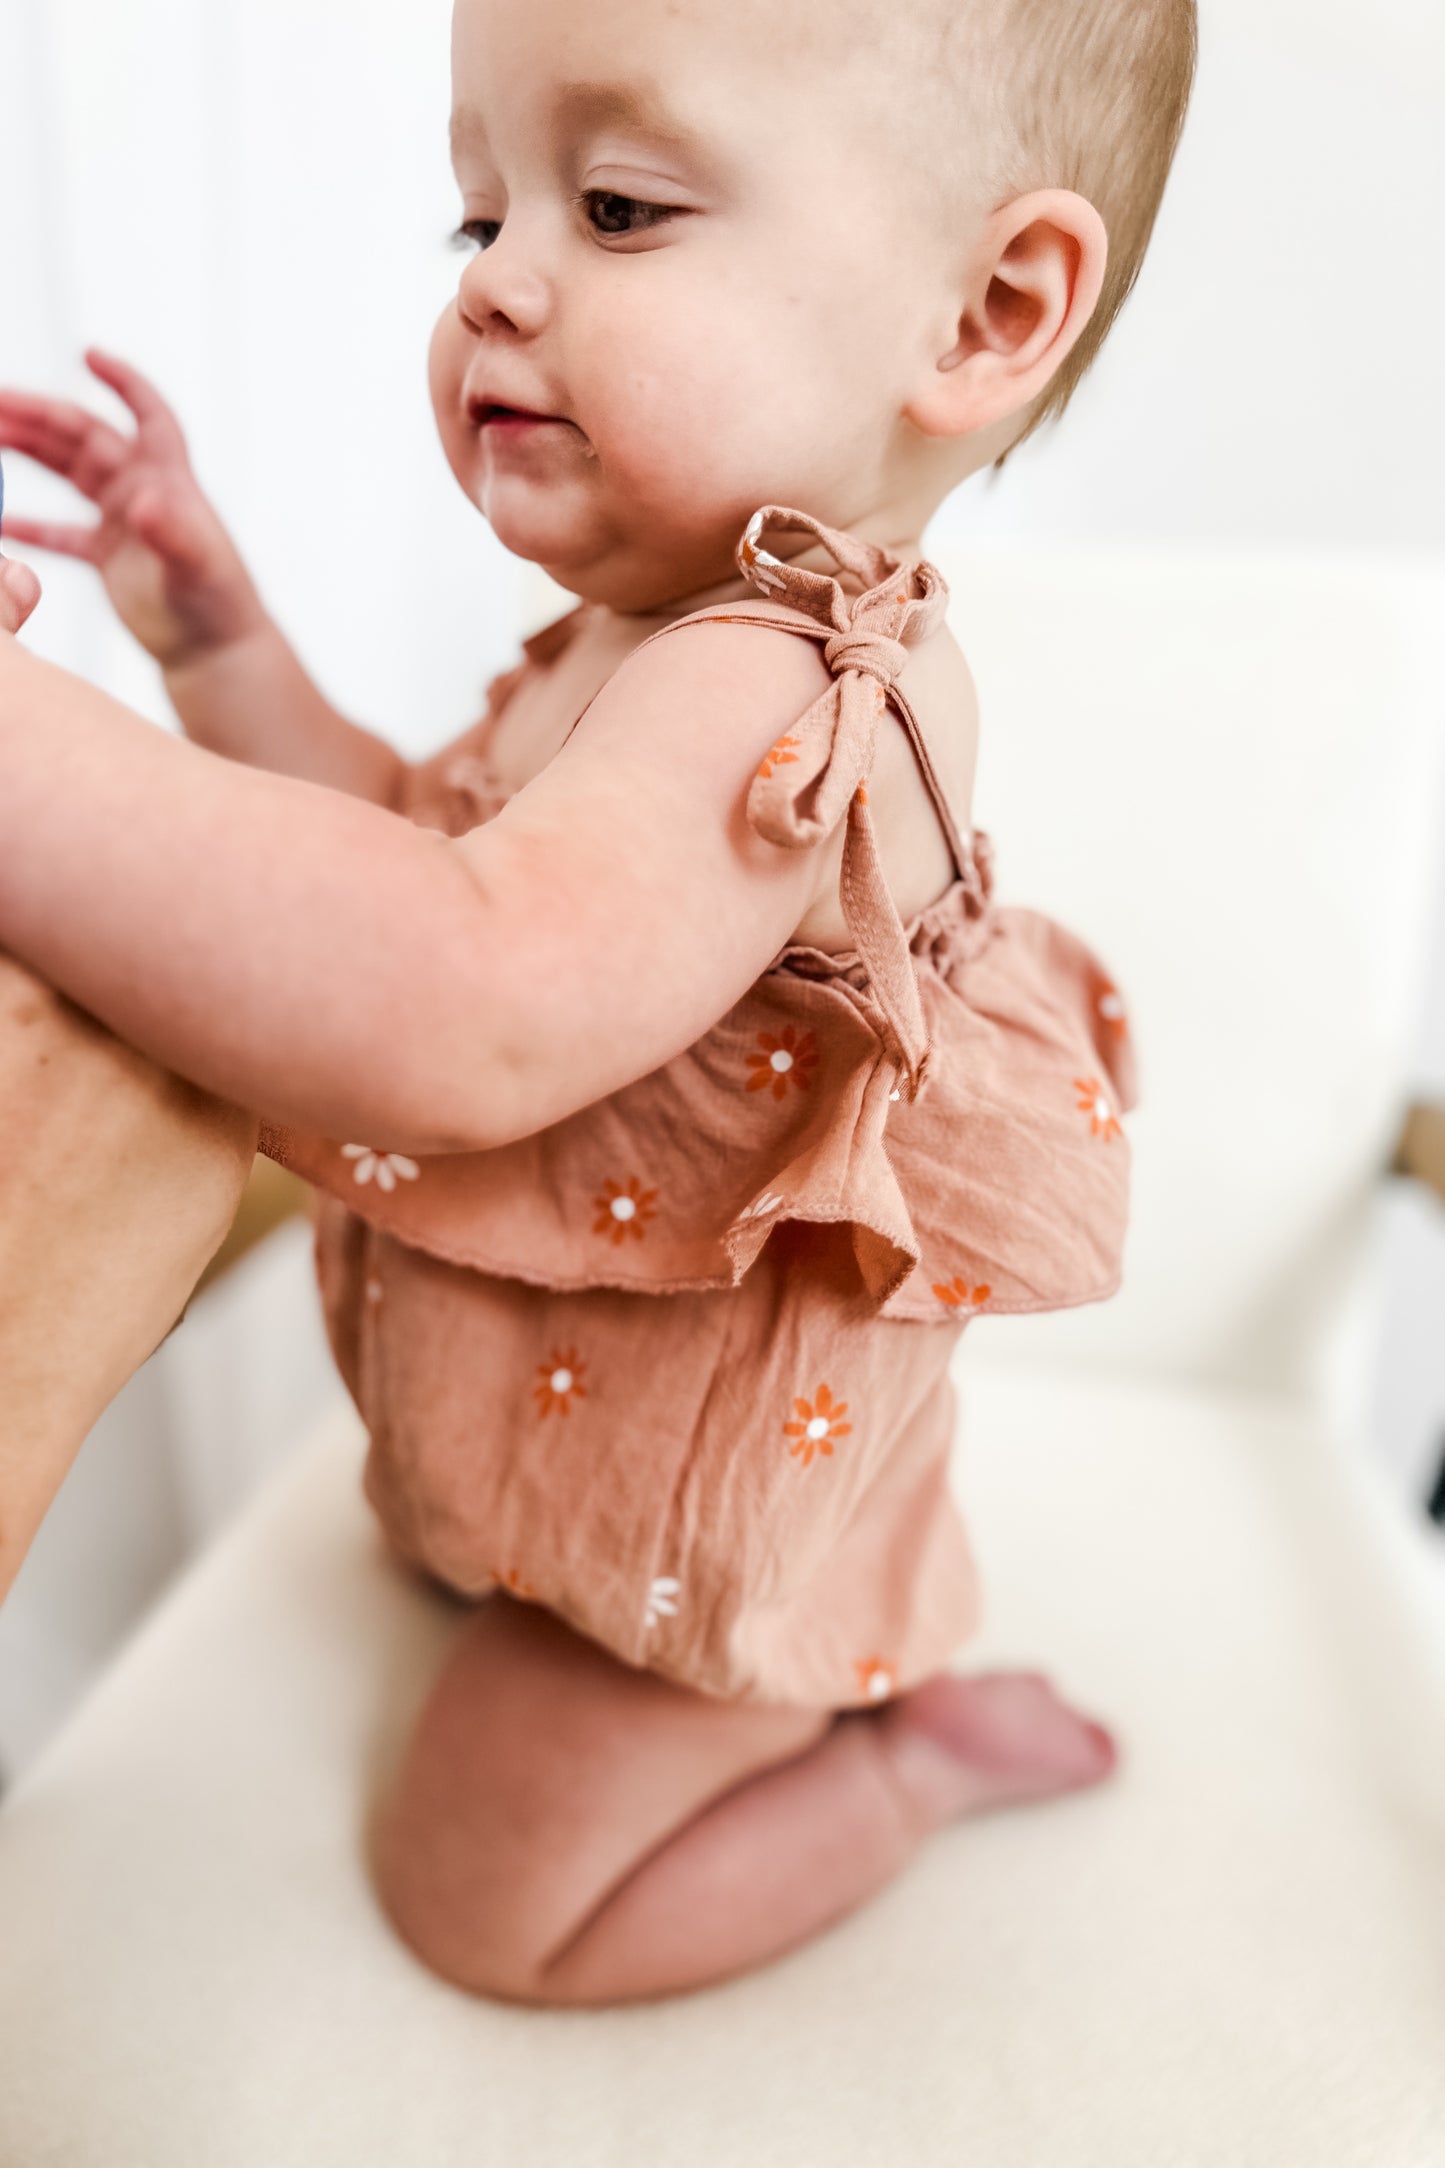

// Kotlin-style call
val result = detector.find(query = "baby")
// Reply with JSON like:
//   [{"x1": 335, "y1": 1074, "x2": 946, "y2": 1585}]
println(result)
[{"x1": 0, "y1": 0, "x2": 1193, "y2": 2006}]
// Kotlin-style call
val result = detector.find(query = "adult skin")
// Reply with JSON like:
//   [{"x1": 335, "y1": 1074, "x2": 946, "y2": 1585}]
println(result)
[{"x1": 0, "y1": 556, "x2": 256, "y2": 1607}]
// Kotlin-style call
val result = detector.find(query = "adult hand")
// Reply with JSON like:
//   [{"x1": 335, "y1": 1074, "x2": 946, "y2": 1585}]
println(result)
[{"x1": 0, "y1": 954, "x2": 259, "y2": 1606}]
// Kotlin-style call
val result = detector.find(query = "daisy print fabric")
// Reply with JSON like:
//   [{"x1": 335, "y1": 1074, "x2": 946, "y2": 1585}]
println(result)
[{"x1": 341, "y1": 1143, "x2": 420, "y2": 1192}]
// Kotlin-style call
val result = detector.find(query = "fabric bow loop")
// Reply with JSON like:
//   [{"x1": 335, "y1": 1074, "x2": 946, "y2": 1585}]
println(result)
[
  {"x1": 748, "y1": 619, "x2": 913, "y2": 852},
  {"x1": 732, "y1": 504, "x2": 953, "y2": 1095}
]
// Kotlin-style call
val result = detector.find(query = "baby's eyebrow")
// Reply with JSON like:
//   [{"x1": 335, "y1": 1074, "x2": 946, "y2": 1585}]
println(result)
[
  {"x1": 450, "y1": 77, "x2": 715, "y2": 166},
  {"x1": 550, "y1": 78, "x2": 710, "y2": 155}
]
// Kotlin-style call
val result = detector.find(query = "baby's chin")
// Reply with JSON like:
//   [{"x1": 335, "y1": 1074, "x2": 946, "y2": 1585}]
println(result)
[
  {"x1": 477, "y1": 480, "x2": 615, "y2": 576},
  {"x1": 472, "y1": 474, "x2": 732, "y2": 612}
]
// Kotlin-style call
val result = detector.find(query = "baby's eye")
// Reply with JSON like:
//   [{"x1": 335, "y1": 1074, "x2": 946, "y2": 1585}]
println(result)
[
  {"x1": 448, "y1": 193, "x2": 678, "y2": 257},
  {"x1": 450, "y1": 218, "x2": 500, "y2": 254},
  {"x1": 576, "y1": 189, "x2": 676, "y2": 240}
]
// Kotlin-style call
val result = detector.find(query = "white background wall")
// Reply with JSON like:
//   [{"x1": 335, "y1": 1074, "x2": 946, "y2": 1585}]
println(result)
[{"x1": 0, "y1": 0, "x2": 1442, "y2": 1779}]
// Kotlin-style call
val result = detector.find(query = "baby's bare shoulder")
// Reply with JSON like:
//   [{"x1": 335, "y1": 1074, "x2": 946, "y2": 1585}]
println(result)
[
  {"x1": 623, "y1": 601, "x2": 834, "y2": 710},
  {"x1": 559, "y1": 604, "x2": 836, "y2": 787}
]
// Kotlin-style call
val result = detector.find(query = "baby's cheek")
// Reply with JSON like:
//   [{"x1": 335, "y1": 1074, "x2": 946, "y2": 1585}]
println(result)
[
  {"x1": 427, "y1": 305, "x2": 476, "y2": 490},
  {"x1": 583, "y1": 318, "x2": 768, "y2": 490}
]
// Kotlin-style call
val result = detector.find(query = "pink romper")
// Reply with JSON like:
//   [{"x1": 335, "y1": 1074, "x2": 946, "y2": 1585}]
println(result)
[{"x1": 259, "y1": 507, "x2": 1138, "y2": 1711}]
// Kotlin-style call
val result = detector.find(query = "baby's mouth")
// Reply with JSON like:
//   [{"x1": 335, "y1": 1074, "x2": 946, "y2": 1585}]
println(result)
[{"x1": 474, "y1": 401, "x2": 572, "y2": 432}]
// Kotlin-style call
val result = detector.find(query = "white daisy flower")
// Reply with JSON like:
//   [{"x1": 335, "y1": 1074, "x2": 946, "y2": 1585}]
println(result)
[
  {"x1": 644, "y1": 1575, "x2": 682, "y2": 1629},
  {"x1": 341, "y1": 1144, "x2": 421, "y2": 1192}
]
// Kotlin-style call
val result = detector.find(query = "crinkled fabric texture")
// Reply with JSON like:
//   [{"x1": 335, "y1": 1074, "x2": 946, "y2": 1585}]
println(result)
[{"x1": 262, "y1": 507, "x2": 1138, "y2": 1709}]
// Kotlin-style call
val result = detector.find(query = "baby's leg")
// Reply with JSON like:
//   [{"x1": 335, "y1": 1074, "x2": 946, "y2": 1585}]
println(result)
[{"x1": 369, "y1": 1593, "x2": 1116, "y2": 2009}]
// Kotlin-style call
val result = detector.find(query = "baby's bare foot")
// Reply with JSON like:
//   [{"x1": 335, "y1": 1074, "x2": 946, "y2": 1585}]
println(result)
[{"x1": 875, "y1": 1670, "x2": 1119, "y2": 1828}]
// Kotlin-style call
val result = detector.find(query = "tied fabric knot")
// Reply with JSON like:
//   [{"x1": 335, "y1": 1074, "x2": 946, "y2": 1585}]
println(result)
[
  {"x1": 738, "y1": 511, "x2": 946, "y2": 856},
  {"x1": 736, "y1": 505, "x2": 951, "y2": 1091},
  {"x1": 822, "y1": 628, "x2": 911, "y2": 686},
  {"x1": 745, "y1": 629, "x2": 903, "y2": 854}
]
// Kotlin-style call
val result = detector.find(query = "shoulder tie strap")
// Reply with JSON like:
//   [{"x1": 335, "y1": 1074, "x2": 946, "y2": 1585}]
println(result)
[
  {"x1": 626, "y1": 507, "x2": 954, "y2": 1096},
  {"x1": 740, "y1": 507, "x2": 950, "y2": 1095}
]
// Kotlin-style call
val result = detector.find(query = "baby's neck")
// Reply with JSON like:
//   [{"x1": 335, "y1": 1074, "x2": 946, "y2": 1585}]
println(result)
[{"x1": 597, "y1": 524, "x2": 929, "y2": 637}]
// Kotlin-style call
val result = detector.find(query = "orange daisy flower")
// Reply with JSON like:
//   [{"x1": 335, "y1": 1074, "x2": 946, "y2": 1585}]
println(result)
[
  {"x1": 593, "y1": 1175, "x2": 658, "y2": 1243},
  {"x1": 534, "y1": 1347, "x2": 587, "y2": 1418},
  {"x1": 854, "y1": 1657, "x2": 898, "y2": 1702},
  {"x1": 745, "y1": 1025, "x2": 819, "y2": 1101},
  {"x1": 784, "y1": 1382, "x2": 852, "y2": 1467},
  {"x1": 757, "y1": 734, "x2": 801, "y2": 781},
  {"x1": 933, "y1": 1277, "x2": 992, "y2": 1314},
  {"x1": 1076, "y1": 1075, "x2": 1123, "y2": 1142}
]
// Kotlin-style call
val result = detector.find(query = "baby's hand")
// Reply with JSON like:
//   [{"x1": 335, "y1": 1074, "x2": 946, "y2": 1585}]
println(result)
[{"x1": 0, "y1": 350, "x2": 265, "y2": 669}]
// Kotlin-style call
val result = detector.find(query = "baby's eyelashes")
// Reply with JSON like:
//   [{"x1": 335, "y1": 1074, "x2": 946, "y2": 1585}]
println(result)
[
  {"x1": 575, "y1": 190, "x2": 678, "y2": 240},
  {"x1": 451, "y1": 219, "x2": 499, "y2": 252},
  {"x1": 448, "y1": 192, "x2": 682, "y2": 256}
]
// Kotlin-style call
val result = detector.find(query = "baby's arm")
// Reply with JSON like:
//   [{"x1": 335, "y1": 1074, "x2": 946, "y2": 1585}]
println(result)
[
  {"x1": 0, "y1": 354, "x2": 404, "y2": 803},
  {"x1": 0, "y1": 613, "x2": 831, "y2": 1149},
  {"x1": 158, "y1": 619, "x2": 404, "y2": 802}
]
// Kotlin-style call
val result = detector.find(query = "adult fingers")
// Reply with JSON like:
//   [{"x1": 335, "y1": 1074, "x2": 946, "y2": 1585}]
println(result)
[{"x1": 0, "y1": 556, "x2": 43, "y2": 633}]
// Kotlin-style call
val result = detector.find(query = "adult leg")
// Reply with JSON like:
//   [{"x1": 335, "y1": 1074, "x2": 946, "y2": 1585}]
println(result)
[
  {"x1": 0, "y1": 955, "x2": 257, "y2": 1603},
  {"x1": 370, "y1": 1594, "x2": 1116, "y2": 2009}
]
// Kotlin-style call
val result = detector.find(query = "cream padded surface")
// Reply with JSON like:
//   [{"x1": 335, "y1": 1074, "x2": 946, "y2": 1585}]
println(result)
[
  {"x1": 924, "y1": 550, "x2": 1445, "y2": 1404},
  {"x1": 1, "y1": 1371, "x2": 1441, "y2": 2167}
]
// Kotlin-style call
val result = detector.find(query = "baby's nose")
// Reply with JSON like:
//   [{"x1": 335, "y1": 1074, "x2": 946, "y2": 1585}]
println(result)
[{"x1": 455, "y1": 231, "x2": 551, "y2": 342}]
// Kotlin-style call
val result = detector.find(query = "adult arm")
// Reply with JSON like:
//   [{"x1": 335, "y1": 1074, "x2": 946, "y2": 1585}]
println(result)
[{"x1": 0, "y1": 957, "x2": 257, "y2": 1607}]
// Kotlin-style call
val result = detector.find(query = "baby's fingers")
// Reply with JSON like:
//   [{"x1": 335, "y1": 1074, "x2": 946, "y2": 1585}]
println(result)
[
  {"x1": 0, "y1": 556, "x2": 42, "y2": 633},
  {"x1": 85, "y1": 348, "x2": 187, "y2": 455},
  {"x1": 0, "y1": 395, "x2": 130, "y2": 497},
  {"x1": 0, "y1": 514, "x2": 101, "y2": 565},
  {"x1": 126, "y1": 482, "x2": 220, "y2": 579}
]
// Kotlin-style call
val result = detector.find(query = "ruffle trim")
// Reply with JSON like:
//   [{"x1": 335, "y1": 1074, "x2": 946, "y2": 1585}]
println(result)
[{"x1": 258, "y1": 894, "x2": 1138, "y2": 1324}]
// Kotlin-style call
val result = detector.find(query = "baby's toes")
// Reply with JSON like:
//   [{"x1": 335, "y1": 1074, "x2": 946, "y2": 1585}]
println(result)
[{"x1": 878, "y1": 1670, "x2": 1119, "y2": 1826}]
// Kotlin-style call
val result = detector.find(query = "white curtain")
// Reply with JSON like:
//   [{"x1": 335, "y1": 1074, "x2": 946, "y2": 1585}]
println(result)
[{"x1": 1, "y1": 0, "x2": 1442, "y2": 1780}]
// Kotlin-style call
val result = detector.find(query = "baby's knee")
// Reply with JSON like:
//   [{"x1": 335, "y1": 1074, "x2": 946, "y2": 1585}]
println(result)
[{"x1": 366, "y1": 1788, "x2": 555, "y2": 2006}]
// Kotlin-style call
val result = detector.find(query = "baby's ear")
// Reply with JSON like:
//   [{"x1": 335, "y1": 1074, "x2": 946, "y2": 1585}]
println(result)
[{"x1": 905, "y1": 189, "x2": 1108, "y2": 444}]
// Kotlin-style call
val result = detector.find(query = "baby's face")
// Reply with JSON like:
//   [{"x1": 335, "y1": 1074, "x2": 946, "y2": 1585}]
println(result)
[{"x1": 430, "y1": 0, "x2": 969, "y2": 611}]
